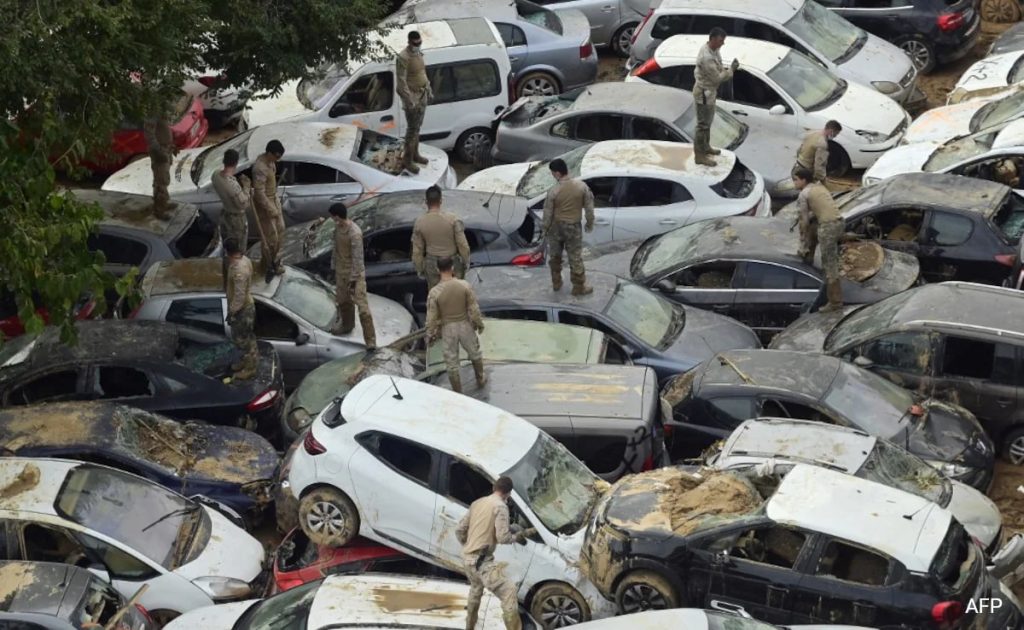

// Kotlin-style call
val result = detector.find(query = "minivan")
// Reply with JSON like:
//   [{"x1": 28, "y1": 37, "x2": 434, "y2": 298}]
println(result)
[{"x1": 247, "y1": 18, "x2": 513, "y2": 162}]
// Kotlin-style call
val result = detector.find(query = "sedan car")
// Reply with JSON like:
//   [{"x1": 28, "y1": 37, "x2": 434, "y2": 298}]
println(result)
[
  {"x1": 0, "y1": 402, "x2": 278, "y2": 523},
  {"x1": 899, "y1": 87, "x2": 1024, "y2": 145},
  {"x1": 947, "y1": 49, "x2": 1024, "y2": 104},
  {"x1": 464, "y1": 266, "x2": 761, "y2": 382},
  {"x1": 101, "y1": 121, "x2": 455, "y2": 227},
  {"x1": 527, "y1": 0, "x2": 645, "y2": 57},
  {"x1": 628, "y1": 35, "x2": 911, "y2": 175},
  {"x1": 628, "y1": 217, "x2": 920, "y2": 342},
  {"x1": 259, "y1": 189, "x2": 544, "y2": 311},
  {"x1": 132, "y1": 259, "x2": 415, "y2": 389},
  {"x1": 491, "y1": 82, "x2": 799, "y2": 196},
  {"x1": 459, "y1": 140, "x2": 770, "y2": 247}
]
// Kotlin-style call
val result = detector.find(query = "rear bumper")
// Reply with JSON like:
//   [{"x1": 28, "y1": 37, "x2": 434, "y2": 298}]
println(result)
[{"x1": 937, "y1": 17, "x2": 982, "y2": 63}]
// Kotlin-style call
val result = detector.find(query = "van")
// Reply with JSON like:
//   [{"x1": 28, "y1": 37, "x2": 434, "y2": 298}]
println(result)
[{"x1": 247, "y1": 18, "x2": 513, "y2": 162}]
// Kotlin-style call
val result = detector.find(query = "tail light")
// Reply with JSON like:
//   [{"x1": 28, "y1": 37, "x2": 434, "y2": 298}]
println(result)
[
  {"x1": 743, "y1": 200, "x2": 760, "y2": 216},
  {"x1": 508, "y1": 72, "x2": 517, "y2": 105},
  {"x1": 631, "y1": 57, "x2": 661, "y2": 78},
  {"x1": 632, "y1": 9, "x2": 653, "y2": 45},
  {"x1": 931, "y1": 601, "x2": 965, "y2": 624},
  {"x1": 276, "y1": 577, "x2": 303, "y2": 592},
  {"x1": 995, "y1": 253, "x2": 1017, "y2": 267},
  {"x1": 937, "y1": 12, "x2": 965, "y2": 31},
  {"x1": 511, "y1": 250, "x2": 545, "y2": 266},
  {"x1": 303, "y1": 430, "x2": 326, "y2": 455},
  {"x1": 247, "y1": 388, "x2": 280, "y2": 412},
  {"x1": 579, "y1": 41, "x2": 594, "y2": 59},
  {"x1": 135, "y1": 604, "x2": 153, "y2": 623},
  {"x1": 641, "y1": 454, "x2": 654, "y2": 471}
]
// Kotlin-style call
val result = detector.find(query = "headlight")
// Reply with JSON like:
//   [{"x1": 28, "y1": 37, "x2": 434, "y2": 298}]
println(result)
[
  {"x1": 856, "y1": 129, "x2": 888, "y2": 143},
  {"x1": 192, "y1": 576, "x2": 252, "y2": 600},
  {"x1": 288, "y1": 407, "x2": 312, "y2": 433},
  {"x1": 872, "y1": 80, "x2": 900, "y2": 95},
  {"x1": 926, "y1": 459, "x2": 971, "y2": 479},
  {"x1": 862, "y1": 176, "x2": 881, "y2": 186}
]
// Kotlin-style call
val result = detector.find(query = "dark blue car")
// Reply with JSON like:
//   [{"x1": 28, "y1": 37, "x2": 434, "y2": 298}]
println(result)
[{"x1": 0, "y1": 401, "x2": 279, "y2": 523}]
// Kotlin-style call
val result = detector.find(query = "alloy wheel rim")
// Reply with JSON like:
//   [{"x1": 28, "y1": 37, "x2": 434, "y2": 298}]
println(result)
[
  {"x1": 523, "y1": 77, "x2": 556, "y2": 96},
  {"x1": 308, "y1": 501, "x2": 346, "y2": 535},
  {"x1": 1009, "y1": 437, "x2": 1024, "y2": 465},
  {"x1": 900, "y1": 40, "x2": 930, "y2": 70},
  {"x1": 541, "y1": 594, "x2": 582, "y2": 627},
  {"x1": 621, "y1": 584, "x2": 667, "y2": 613},
  {"x1": 617, "y1": 27, "x2": 634, "y2": 54}
]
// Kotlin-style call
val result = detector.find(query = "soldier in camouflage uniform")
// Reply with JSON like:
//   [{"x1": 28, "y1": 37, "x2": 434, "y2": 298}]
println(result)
[
  {"x1": 252, "y1": 139, "x2": 286, "y2": 283},
  {"x1": 793, "y1": 167, "x2": 844, "y2": 311},
  {"x1": 456, "y1": 476, "x2": 532, "y2": 630},
  {"x1": 426, "y1": 256, "x2": 485, "y2": 394},
  {"x1": 692, "y1": 27, "x2": 738, "y2": 166},
  {"x1": 396, "y1": 30, "x2": 432, "y2": 174},
  {"x1": 793, "y1": 120, "x2": 842, "y2": 183},
  {"x1": 412, "y1": 186, "x2": 471, "y2": 292},
  {"x1": 329, "y1": 203, "x2": 376, "y2": 349},
  {"x1": 211, "y1": 149, "x2": 251, "y2": 288},
  {"x1": 544, "y1": 158, "x2": 594, "y2": 296},
  {"x1": 225, "y1": 238, "x2": 258, "y2": 379}
]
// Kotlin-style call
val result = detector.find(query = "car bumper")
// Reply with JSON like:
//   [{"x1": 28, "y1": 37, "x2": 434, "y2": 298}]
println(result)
[
  {"x1": 937, "y1": 20, "x2": 981, "y2": 64},
  {"x1": 561, "y1": 54, "x2": 600, "y2": 92}
]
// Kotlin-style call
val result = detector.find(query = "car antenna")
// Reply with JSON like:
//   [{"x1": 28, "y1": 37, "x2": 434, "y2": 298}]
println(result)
[
  {"x1": 483, "y1": 188, "x2": 498, "y2": 209},
  {"x1": 389, "y1": 376, "x2": 404, "y2": 400},
  {"x1": 902, "y1": 501, "x2": 930, "y2": 521}
]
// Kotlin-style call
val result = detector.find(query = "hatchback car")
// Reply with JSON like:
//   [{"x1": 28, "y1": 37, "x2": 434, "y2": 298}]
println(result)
[
  {"x1": 628, "y1": 35, "x2": 911, "y2": 176},
  {"x1": 465, "y1": 266, "x2": 761, "y2": 382},
  {"x1": 101, "y1": 122, "x2": 455, "y2": 228},
  {"x1": 769, "y1": 281, "x2": 1024, "y2": 464},
  {"x1": 133, "y1": 259, "x2": 415, "y2": 389},
  {"x1": 947, "y1": 49, "x2": 1024, "y2": 104},
  {"x1": 491, "y1": 82, "x2": 799, "y2": 196},
  {"x1": 0, "y1": 458, "x2": 266, "y2": 624},
  {"x1": 629, "y1": 217, "x2": 921, "y2": 342},
  {"x1": 661, "y1": 349, "x2": 994, "y2": 488},
  {"x1": 899, "y1": 87, "x2": 1024, "y2": 146},
  {"x1": 261, "y1": 189, "x2": 544, "y2": 311},
  {"x1": 628, "y1": 0, "x2": 921, "y2": 106},
  {"x1": 459, "y1": 140, "x2": 770, "y2": 246}
]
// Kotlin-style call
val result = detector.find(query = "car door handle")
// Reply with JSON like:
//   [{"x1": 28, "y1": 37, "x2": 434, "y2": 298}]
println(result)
[
  {"x1": 602, "y1": 5, "x2": 614, "y2": 11},
  {"x1": 731, "y1": 110, "x2": 748, "y2": 116},
  {"x1": 659, "y1": 219, "x2": 678, "y2": 225},
  {"x1": 386, "y1": 270, "x2": 407, "y2": 276},
  {"x1": 380, "y1": 115, "x2": 394, "y2": 122},
  {"x1": 594, "y1": 219, "x2": 611, "y2": 225},
  {"x1": 509, "y1": 57, "x2": 519, "y2": 63}
]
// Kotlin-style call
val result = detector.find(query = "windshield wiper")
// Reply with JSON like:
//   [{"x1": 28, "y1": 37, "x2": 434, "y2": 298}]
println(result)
[{"x1": 142, "y1": 503, "x2": 201, "y2": 532}]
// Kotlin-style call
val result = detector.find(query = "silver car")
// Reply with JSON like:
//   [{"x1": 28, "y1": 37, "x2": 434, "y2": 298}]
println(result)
[
  {"x1": 531, "y1": 0, "x2": 647, "y2": 57},
  {"x1": 390, "y1": 0, "x2": 599, "y2": 97}
]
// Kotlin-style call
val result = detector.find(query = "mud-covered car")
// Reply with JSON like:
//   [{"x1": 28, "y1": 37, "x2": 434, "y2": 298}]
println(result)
[
  {"x1": 579, "y1": 464, "x2": 1022, "y2": 628},
  {"x1": 629, "y1": 217, "x2": 921, "y2": 343},
  {"x1": 570, "y1": 609, "x2": 876, "y2": 629},
  {"x1": 0, "y1": 402, "x2": 278, "y2": 523},
  {"x1": 661, "y1": 349, "x2": 994, "y2": 489}
]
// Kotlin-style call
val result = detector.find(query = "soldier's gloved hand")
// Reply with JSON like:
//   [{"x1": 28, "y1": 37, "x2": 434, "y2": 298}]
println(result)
[
  {"x1": 730, "y1": 58, "x2": 739, "y2": 72},
  {"x1": 585, "y1": 223, "x2": 594, "y2": 233}
]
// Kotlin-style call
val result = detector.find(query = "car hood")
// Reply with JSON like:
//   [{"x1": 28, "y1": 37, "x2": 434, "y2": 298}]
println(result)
[
  {"x1": 102, "y1": 148, "x2": 205, "y2": 196},
  {"x1": 954, "y1": 54, "x2": 1019, "y2": 96},
  {"x1": 767, "y1": 306, "x2": 859, "y2": 352},
  {"x1": 555, "y1": 8, "x2": 592, "y2": 44},
  {"x1": 948, "y1": 480, "x2": 1001, "y2": 548},
  {"x1": 819, "y1": 81, "x2": 907, "y2": 137},
  {"x1": 457, "y1": 161, "x2": 536, "y2": 196},
  {"x1": 176, "y1": 507, "x2": 265, "y2": 582},
  {"x1": 861, "y1": 141, "x2": 937, "y2": 185},
  {"x1": 906, "y1": 400, "x2": 992, "y2": 469},
  {"x1": 902, "y1": 102, "x2": 983, "y2": 145},
  {"x1": 164, "y1": 600, "x2": 254, "y2": 628},
  {"x1": 183, "y1": 423, "x2": 279, "y2": 485},
  {"x1": 285, "y1": 351, "x2": 374, "y2": 419},
  {"x1": 668, "y1": 305, "x2": 760, "y2": 366},
  {"x1": 840, "y1": 33, "x2": 914, "y2": 88},
  {"x1": 247, "y1": 80, "x2": 310, "y2": 128}
]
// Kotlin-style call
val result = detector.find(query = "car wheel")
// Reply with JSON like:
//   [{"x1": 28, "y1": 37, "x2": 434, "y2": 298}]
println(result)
[
  {"x1": 615, "y1": 571, "x2": 680, "y2": 614},
  {"x1": 826, "y1": 141, "x2": 851, "y2": 179},
  {"x1": 896, "y1": 36, "x2": 935, "y2": 74},
  {"x1": 518, "y1": 72, "x2": 559, "y2": 98},
  {"x1": 298, "y1": 487, "x2": 360, "y2": 547},
  {"x1": 982, "y1": 0, "x2": 1023, "y2": 22},
  {"x1": 455, "y1": 127, "x2": 493, "y2": 164},
  {"x1": 529, "y1": 583, "x2": 591, "y2": 629},
  {"x1": 611, "y1": 23, "x2": 637, "y2": 58},
  {"x1": 148, "y1": 610, "x2": 180, "y2": 627},
  {"x1": 1002, "y1": 427, "x2": 1024, "y2": 465}
]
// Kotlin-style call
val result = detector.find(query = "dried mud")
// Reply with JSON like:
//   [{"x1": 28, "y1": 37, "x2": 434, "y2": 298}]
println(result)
[
  {"x1": 989, "y1": 460, "x2": 1024, "y2": 601},
  {"x1": 840, "y1": 241, "x2": 884, "y2": 282},
  {"x1": 0, "y1": 563, "x2": 33, "y2": 606},
  {"x1": 371, "y1": 585, "x2": 464, "y2": 615}
]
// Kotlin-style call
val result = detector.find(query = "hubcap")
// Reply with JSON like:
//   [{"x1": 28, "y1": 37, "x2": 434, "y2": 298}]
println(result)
[
  {"x1": 617, "y1": 27, "x2": 635, "y2": 54},
  {"x1": 540, "y1": 594, "x2": 582, "y2": 627},
  {"x1": 621, "y1": 584, "x2": 668, "y2": 614},
  {"x1": 463, "y1": 132, "x2": 489, "y2": 158},
  {"x1": 307, "y1": 501, "x2": 346, "y2": 536},
  {"x1": 1009, "y1": 437, "x2": 1024, "y2": 465},
  {"x1": 522, "y1": 77, "x2": 556, "y2": 97},
  {"x1": 900, "y1": 40, "x2": 930, "y2": 71}
]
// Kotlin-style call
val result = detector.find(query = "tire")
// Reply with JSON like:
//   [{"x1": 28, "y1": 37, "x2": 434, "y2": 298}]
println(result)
[
  {"x1": 1002, "y1": 427, "x2": 1024, "y2": 465},
  {"x1": 982, "y1": 0, "x2": 1023, "y2": 22},
  {"x1": 826, "y1": 141, "x2": 851, "y2": 179},
  {"x1": 149, "y1": 610, "x2": 180, "y2": 628},
  {"x1": 896, "y1": 35, "x2": 935, "y2": 74},
  {"x1": 517, "y1": 72, "x2": 560, "y2": 98},
  {"x1": 455, "y1": 127, "x2": 493, "y2": 164},
  {"x1": 615, "y1": 570, "x2": 680, "y2": 614},
  {"x1": 529, "y1": 583, "x2": 591, "y2": 629},
  {"x1": 611, "y1": 23, "x2": 638, "y2": 58},
  {"x1": 298, "y1": 486, "x2": 360, "y2": 547}
]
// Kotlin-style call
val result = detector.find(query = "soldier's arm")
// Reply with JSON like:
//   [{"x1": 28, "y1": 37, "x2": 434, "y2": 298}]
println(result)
[
  {"x1": 426, "y1": 291, "x2": 440, "y2": 340},
  {"x1": 467, "y1": 286, "x2": 484, "y2": 331},
  {"x1": 226, "y1": 177, "x2": 250, "y2": 208},
  {"x1": 395, "y1": 54, "x2": 412, "y2": 106},
  {"x1": 542, "y1": 189, "x2": 555, "y2": 231},
  {"x1": 493, "y1": 503, "x2": 517, "y2": 545},
  {"x1": 814, "y1": 142, "x2": 829, "y2": 183},
  {"x1": 411, "y1": 225, "x2": 425, "y2": 274},
  {"x1": 454, "y1": 219, "x2": 471, "y2": 263},
  {"x1": 251, "y1": 161, "x2": 272, "y2": 209},
  {"x1": 583, "y1": 184, "x2": 595, "y2": 229},
  {"x1": 455, "y1": 510, "x2": 469, "y2": 545},
  {"x1": 350, "y1": 228, "x2": 366, "y2": 280}
]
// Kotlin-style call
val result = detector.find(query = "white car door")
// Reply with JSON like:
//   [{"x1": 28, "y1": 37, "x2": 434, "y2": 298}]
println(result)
[
  {"x1": 611, "y1": 176, "x2": 696, "y2": 241},
  {"x1": 530, "y1": 177, "x2": 619, "y2": 246},
  {"x1": 719, "y1": 70, "x2": 803, "y2": 142},
  {"x1": 277, "y1": 161, "x2": 364, "y2": 226},
  {"x1": 325, "y1": 69, "x2": 399, "y2": 136}
]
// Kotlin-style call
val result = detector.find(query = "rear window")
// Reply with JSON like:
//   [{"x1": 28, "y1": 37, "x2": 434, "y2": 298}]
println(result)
[
  {"x1": 992, "y1": 192, "x2": 1024, "y2": 243},
  {"x1": 172, "y1": 212, "x2": 218, "y2": 258},
  {"x1": 175, "y1": 336, "x2": 236, "y2": 377},
  {"x1": 517, "y1": 0, "x2": 562, "y2": 34},
  {"x1": 355, "y1": 130, "x2": 403, "y2": 173},
  {"x1": 711, "y1": 160, "x2": 756, "y2": 199}
]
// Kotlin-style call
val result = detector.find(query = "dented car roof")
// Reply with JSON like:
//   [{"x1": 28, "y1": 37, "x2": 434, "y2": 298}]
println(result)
[
  {"x1": 838, "y1": 173, "x2": 1007, "y2": 219},
  {"x1": 70, "y1": 188, "x2": 201, "y2": 239},
  {"x1": 695, "y1": 349, "x2": 843, "y2": 399}
]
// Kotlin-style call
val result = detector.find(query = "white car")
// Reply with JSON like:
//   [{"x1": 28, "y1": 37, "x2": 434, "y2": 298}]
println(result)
[
  {"x1": 0, "y1": 458, "x2": 265, "y2": 624},
  {"x1": 282, "y1": 374, "x2": 618, "y2": 626},
  {"x1": 165, "y1": 574, "x2": 520, "y2": 629},
  {"x1": 628, "y1": 35, "x2": 911, "y2": 174},
  {"x1": 863, "y1": 117, "x2": 1024, "y2": 187},
  {"x1": 705, "y1": 418, "x2": 1002, "y2": 551},
  {"x1": 182, "y1": 71, "x2": 250, "y2": 130},
  {"x1": 101, "y1": 121, "x2": 457, "y2": 227},
  {"x1": 458, "y1": 140, "x2": 770, "y2": 246},
  {"x1": 947, "y1": 50, "x2": 1024, "y2": 104},
  {"x1": 572, "y1": 609, "x2": 874, "y2": 630},
  {"x1": 901, "y1": 88, "x2": 1024, "y2": 146}
]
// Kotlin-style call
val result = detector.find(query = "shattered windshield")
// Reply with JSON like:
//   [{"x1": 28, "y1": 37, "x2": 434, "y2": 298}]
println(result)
[
  {"x1": 604, "y1": 281, "x2": 683, "y2": 349},
  {"x1": 274, "y1": 270, "x2": 336, "y2": 330},
  {"x1": 517, "y1": 145, "x2": 590, "y2": 198},
  {"x1": 298, "y1": 63, "x2": 350, "y2": 110},
  {"x1": 176, "y1": 337, "x2": 236, "y2": 377},
  {"x1": 859, "y1": 439, "x2": 951, "y2": 506},
  {"x1": 306, "y1": 201, "x2": 376, "y2": 259},
  {"x1": 355, "y1": 129, "x2": 404, "y2": 174},
  {"x1": 821, "y1": 362, "x2": 913, "y2": 437},
  {"x1": 504, "y1": 432, "x2": 601, "y2": 534},
  {"x1": 678, "y1": 105, "x2": 746, "y2": 151},
  {"x1": 784, "y1": 0, "x2": 865, "y2": 64},
  {"x1": 768, "y1": 51, "x2": 846, "y2": 111},
  {"x1": 192, "y1": 129, "x2": 254, "y2": 186},
  {"x1": 974, "y1": 90, "x2": 1024, "y2": 132},
  {"x1": 923, "y1": 129, "x2": 999, "y2": 172}
]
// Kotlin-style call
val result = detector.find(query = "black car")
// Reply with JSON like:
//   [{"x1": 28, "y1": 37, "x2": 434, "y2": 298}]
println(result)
[
  {"x1": 628, "y1": 217, "x2": 920, "y2": 344},
  {"x1": 0, "y1": 402, "x2": 279, "y2": 522},
  {"x1": 251, "y1": 189, "x2": 544, "y2": 312},
  {"x1": 0, "y1": 320, "x2": 285, "y2": 441},
  {"x1": 990, "y1": 20, "x2": 1024, "y2": 55},
  {"x1": 780, "y1": 172, "x2": 1024, "y2": 284},
  {"x1": 465, "y1": 266, "x2": 761, "y2": 382},
  {"x1": 818, "y1": 0, "x2": 980, "y2": 73},
  {"x1": 662, "y1": 349, "x2": 994, "y2": 489}
]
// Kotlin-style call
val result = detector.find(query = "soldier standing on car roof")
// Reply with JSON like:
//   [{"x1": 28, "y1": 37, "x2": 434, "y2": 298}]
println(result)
[
  {"x1": 793, "y1": 121, "x2": 843, "y2": 183},
  {"x1": 329, "y1": 203, "x2": 376, "y2": 350},
  {"x1": 211, "y1": 149, "x2": 251, "y2": 289},
  {"x1": 225, "y1": 238, "x2": 258, "y2": 380},
  {"x1": 412, "y1": 186, "x2": 471, "y2": 292},
  {"x1": 396, "y1": 30, "x2": 432, "y2": 175},
  {"x1": 544, "y1": 158, "x2": 594, "y2": 296},
  {"x1": 252, "y1": 139, "x2": 286, "y2": 283},
  {"x1": 793, "y1": 167, "x2": 844, "y2": 312},
  {"x1": 426, "y1": 256, "x2": 486, "y2": 394},
  {"x1": 693, "y1": 27, "x2": 738, "y2": 167},
  {"x1": 456, "y1": 476, "x2": 534, "y2": 630}
]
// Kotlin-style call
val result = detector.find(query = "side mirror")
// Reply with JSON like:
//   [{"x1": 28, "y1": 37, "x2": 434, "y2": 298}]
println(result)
[
  {"x1": 853, "y1": 355, "x2": 874, "y2": 369},
  {"x1": 654, "y1": 278, "x2": 676, "y2": 293},
  {"x1": 768, "y1": 104, "x2": 786, "y2": 116},
  {"x1": 295, "y1": 332, "x2": 311, "y2": 346}
]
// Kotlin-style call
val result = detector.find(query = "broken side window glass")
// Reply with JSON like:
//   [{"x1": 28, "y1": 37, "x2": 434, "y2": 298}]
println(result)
[
  {"x1": 447, "y1": 461, "x2": 492, "y2": 506},
  {"x1": 816, "y1": 540, "x2": 889, "y2": 586},
  {"x1": 730, "y1": 526, "x2": 807, "y2": 568}
]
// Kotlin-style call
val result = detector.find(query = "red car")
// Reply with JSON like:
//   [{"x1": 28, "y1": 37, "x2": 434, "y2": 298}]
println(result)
[{"x1": 0, "y1": 292, "x2": 96, "y2": 339}]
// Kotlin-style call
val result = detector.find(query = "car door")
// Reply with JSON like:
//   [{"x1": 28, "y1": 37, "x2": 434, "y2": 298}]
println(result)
[
  {"x1": 931, "y1": 334, "x2": 1019, "y2": 429},
  {"x1": 547, "y1": 113, "x2": 628, "y2": 160},
  {"x1": 327, "y1": 70, "x2": 397, "y2": 135},
  {"x1": 362, "y1": 226, "x2": 421, "y2": 307},
  {"x1": 919, "y1": 210, "x2": 979, "y2": 281},
  {"x1": 87, "y1": 231, "x2": 152, "y2": 278},
  {"x1": 731, "y1": 261, "x2": 822, "y2": 342},
  {"x1": 612, "y1": 177, "x2": 695, "y2": 241},
  {"x1": 277, "y1": 161, "x2": 364, "y2": 225},
  {"x1": 249, "y1": 298, "x2": 320, "y2": 388},
  {"x1": 580, "y1": 176, "x2": 621, "y2": 244},
  {"x1": 719, "y1": 70, "x2": 801, "y2": 140},
  {"x1": 664, "y1": 260, "x2": 739, "y2": 317},
  {"x1": 846, "y1": 206, "x2": 926, "y2": 259},
  {"x1": 85, "y1": 364, "x2": 158, "y2": 406},
  {"x1": 496, "y1": 23, "x2": 529, "y2": 75}
]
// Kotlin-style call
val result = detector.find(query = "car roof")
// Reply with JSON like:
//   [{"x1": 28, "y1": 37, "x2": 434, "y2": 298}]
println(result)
[
  {"x1": 641, "y1": 217, "x2": 808, "y2": 272},
  {"x1": 843, "y1": 173, "x2": 1007, "y2": 218},
  {"x1": 659, "y1": 0, "x2": 801, "y2": 23},
  {"x1": 466, "y1": 266, "x2": 620, "y2": 311},
  {"x1": 246, "y1": 122, "x2": 361, "y2": 164},
  {"x1": 0, "y1": 458, "x2": 75, "y2": 518},
  {"x1": 696, "y1": 349, "x2": 843, "y2": 399},
  {"x1": 6, "y1": 320, "x2": 181, "y2": 369},
  {"x1": 992, "y1": 117, "x2": 1024, "y2": 149},
  {"x1": 570, "y1": 609, "x2": 719, "y2": 630},
  {"x1": 71, "y1": 189, "x2": 199, "y2": 240},
  {"x1": 0, "y1": 402, "x2": 120, "y2": 451},
  {"x1": 378, "y1": 17, "x2": 501, "y2": 49},
  {"x1": 360, "y1": 189, "x2": 530, "y2": 232},
  {"x1": 655, "y1": 35, "x2": 790, "y2": 72},
  {"x1": 341, "y1": 375, "x2": 540, "y2": 475},
  {"x1": 425, "y1": 318, "x2": 608, "y2": 365},
  {"x1": 0, "y1": 561, "x2": 93, "y2": 618},
  {"x1": 141, "y1": 258, "x2": 283, "y2": 298},
  {"x1": 719, "y1": 419, "x2": 875, "y2": 473},
  {"x1": 579, "y1": 140, "x2": 733, "y2": 181},
  {"x1": 308, "y1": 574, "x2": 505, "y2": 629},
  {"x1": 569, "y1": 83, "x2": 691, "y2": 119},
  {"x1": 768, "y1": 464, "x2": 951, "y2": 572}
]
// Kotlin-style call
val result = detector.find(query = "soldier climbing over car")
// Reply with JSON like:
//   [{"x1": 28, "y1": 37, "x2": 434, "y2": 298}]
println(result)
[
  {"x1": 412, "y1": 185, "x2": 471, "y2": 292},
  {"x1": 793, "y1": 167, "x2": 844, "y2": 312},
  {"x1": 329, "y1": 202, "x2": 376, "y2": 349},
  {"x1": 426, "y1": 256, "x2": 486, "y2": 394},
  {"x1": 692, "y1": 27, "x2": 738, "y2": 167},
  {"x1": 225, "y1": 238, "x2": 258, "y2": 380},
  {"x1": 212, "y1": 148, "x2": 250, "y2": 288},
  {"x1": 544, "y1": 158, "x2": 594, "y2": 296},
  {"x1": 793, "y1": 120, "x2": 842, "y2": 183},
  {"x1": 396, "y1": 30, "x2": 432, "y2": 174},
  {"x1": 252, "y1": 139, "x2": 287, "y2": 283}
]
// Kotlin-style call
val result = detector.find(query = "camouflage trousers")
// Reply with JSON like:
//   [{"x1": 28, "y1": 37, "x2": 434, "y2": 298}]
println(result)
[
  {"x1": 424, "y1": 254, "x2": 466, "y2": 293},
  {"x1": 463, "y1": 553, "x2": 521, "y2": 630},
  {"x1": 694, "y1": 101, "x2": 715, "y2": 155},
  {"x1": 547, "y1": 221, "x2": 587, "y2": 290},
  {"x1": 442, "y1": 319, "x2": 481, "y2": 376},
  {"x1": 404, "y1": 103, "x2": 426, "y2": 145},
  {"x1": 255, "y1": 209, "x2": 285, "y2": 275},
  {"x1": 333, "y1": 277, "x2": 376, "y2": 348},
  {"x1": 817, "y1": 219, "x2": 842, "y2": 284},
  {"x1": 228, "y1": 302, "x2": 258, "y2": 377},
  {"x1": 220, "y1": 211, "x2": 249, "y2": 288}
]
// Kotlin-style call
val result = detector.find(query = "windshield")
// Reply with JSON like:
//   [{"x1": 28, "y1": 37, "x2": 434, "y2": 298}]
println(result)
[
  {"x1": 859, "y1": 439, "x2": 951, "y2": 506},
  {"x1": 274, "y1": 270, "x2": 336, "y2": 330},
  {"x1": 974, "y1": 90, "x2": 1024, "y2": 132},
  {"x1": 298, "y1": 63, "x2": 350, "y2": 110},
  {"x1": 678, "y1": 105, "x2": 747, "y2": 150},
  {"x1": 633, "y1": 220, "x2": 716, "y2": 279},
  {"x1": 517, "y1": 0, "x2": 562, "y2": 34},
  {"x1": 517, "y1": 145, "x2": 589, "y2": 198},
  {"x1": 821, "y1": 363, "x2": 914, "y2": 437},
  {"x1": 784, "y1": 0, "x2": 865, "y2": 63},
  {"x1": 192, "y1": 129, "x2": 254, "y2": 186},
  {"x1": 237, "y1": 578, "x2": 319, "y2": 629},
  {"x1": 605, "y1": 281, "x2": 683, "y2": 348},
  {"x1": 768, "y1": 50, "x2": 846, "y2": 111},
  {"x1": 503, "y1": 432, "x2": 601, "y2": 534},
  {"x1": 55, "y1": 464, "x2": 200, "y2": 569},
  {"x1": 923, "y1": 129, "x2": 999, "y2": 172},
  {"x1": 824, "y1": 289, "x2": 917, "y2": 352}
]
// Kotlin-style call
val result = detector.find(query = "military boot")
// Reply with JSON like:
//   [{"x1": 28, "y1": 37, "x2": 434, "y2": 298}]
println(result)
[
  {"x1": 708, "y1": 146, "x2": 722, "y2": 155},
  {"x1": 412, "y1": 139, "x2": 429, "y2": 165},
  {"x1": 448, "y1": 370, "x2": 463, "y2": 394},
  {"x1": 694, "y1": 152, "x2": 717, "y2": 167},
  {"x1": 571, "y1": 283, "x2": 594, "y2": 296},
  {"x1": 403, "y1": 144, "x2": 421, "y2": 174},
  {"x1": 819, "y1": 279, "x2": 844, "y2": 312},
  {"x1": 472, "y1": 359, "x2": 488, "y2": 389},
  {"x1": 359, "y1": 312, "x2": 377, "y2": 350}
]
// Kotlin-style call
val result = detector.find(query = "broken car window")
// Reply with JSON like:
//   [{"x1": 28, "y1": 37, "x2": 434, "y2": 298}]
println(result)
[
  {"x1": 375, "y1": 435, "x2": 433, "y2": 485},
  {"x1": 858, "y1": 439, "x2": 950, "y2": 506},
  {"x1": 730, "y1": 526, "x2": 807, "y2": 568},
  {"x1": 816, "y1": 540, "x2": 889, "y2": 586},
  {"x1": 518, "y1": 145, "x2": 589, "y2": 198},
  {"x1": 784, "y1": 0, "x2": 864, "y2": 63}
]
